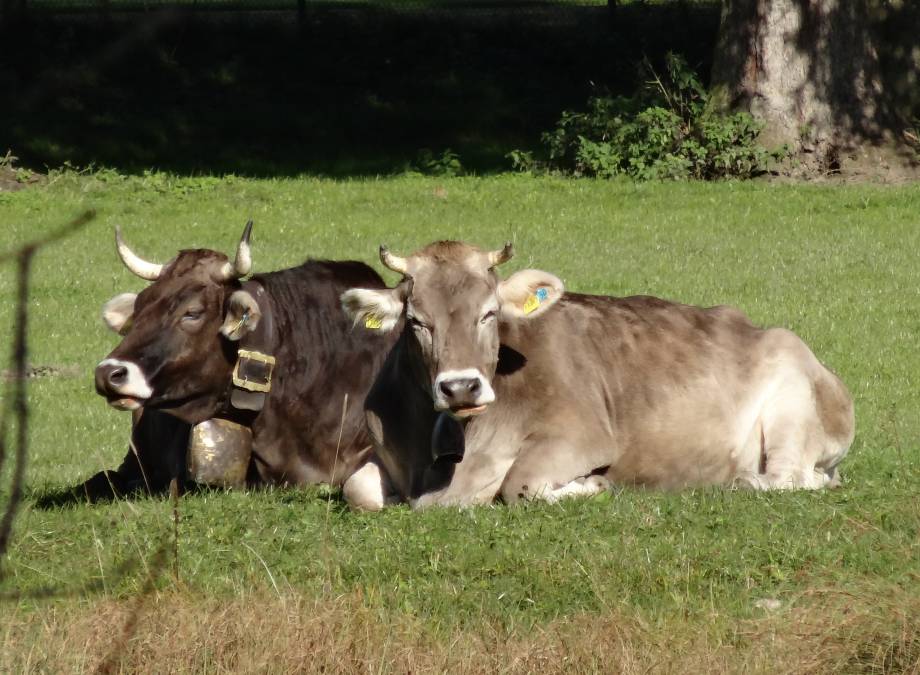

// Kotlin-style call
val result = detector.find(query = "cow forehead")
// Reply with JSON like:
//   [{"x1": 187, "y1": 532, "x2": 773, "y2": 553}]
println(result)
[
  {"x1": 409, "y1": 263, "x2": 496, "y2": 315},
  {"x1": 409, "y1": 240, "x2": 487, "y2": 265},
  {"x1": 134, "y1": 250, "x2": 230, "y2": 311},
  {"x1": 161, "y1": 249, "x2": 231, "y2": 279}
]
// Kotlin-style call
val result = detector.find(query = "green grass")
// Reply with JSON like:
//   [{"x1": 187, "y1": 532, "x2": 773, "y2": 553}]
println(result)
[{"x1": 1, "y1": 173, "x2": 919, "y2": 670}]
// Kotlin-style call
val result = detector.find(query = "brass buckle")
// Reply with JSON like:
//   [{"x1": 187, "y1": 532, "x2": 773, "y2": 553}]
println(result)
[{"x1": 232, "y1": 349, "x2": 276, "y2": 393}]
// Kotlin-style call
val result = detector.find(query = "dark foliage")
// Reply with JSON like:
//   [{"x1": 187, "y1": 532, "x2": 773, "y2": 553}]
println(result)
[
  {"x1": 0, "y1": 4, "x2": 721, "y2": 176},
  {"x1": 516, "y1": 53, "x2": 786, "y2": 180}
]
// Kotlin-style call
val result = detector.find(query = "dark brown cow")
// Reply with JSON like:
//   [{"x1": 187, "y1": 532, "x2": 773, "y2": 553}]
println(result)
[
  {"x1": 71, "y1": 223, "x2": 398, "y2": 501},
  {"x1": 339, "y1": 240, "x2": 855, "y2": 509}
]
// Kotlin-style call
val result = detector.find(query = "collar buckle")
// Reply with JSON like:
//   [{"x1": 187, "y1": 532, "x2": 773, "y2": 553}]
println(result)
[{"x1": 232, "y1": 349, "x2": 276, "y2": 393}]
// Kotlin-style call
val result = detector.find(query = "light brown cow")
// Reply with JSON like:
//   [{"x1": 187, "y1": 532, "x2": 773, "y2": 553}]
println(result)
[{"x1": 340, "y1": 241, "x2": 854, "y2": 509}]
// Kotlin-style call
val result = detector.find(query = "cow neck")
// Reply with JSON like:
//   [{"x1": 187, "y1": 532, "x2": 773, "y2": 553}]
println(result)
[
  {"x1": 398, "y1": 329, "x2": 437, "y2": 401},
  {"x1": 217, "y1": 278, "x2": 276, "y2": 427}
]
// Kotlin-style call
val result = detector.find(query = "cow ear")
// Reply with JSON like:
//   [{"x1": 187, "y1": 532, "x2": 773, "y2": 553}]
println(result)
[
  {"x1": 498, "y1": 269, "x2": 564, "y2": 320},
  {"x1": 341, "y1": 287, "x2": 404, "y2": 333},
  {"x1": 221, "y1": 290, "x2": 262, "y2": 341},
  {"x1": 102, "y1": 293, "x2": 137, "y2": 335}
]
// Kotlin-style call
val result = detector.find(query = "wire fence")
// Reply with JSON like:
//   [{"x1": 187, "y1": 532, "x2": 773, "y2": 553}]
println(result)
[
  {"x1": 5, "y1": 0, "x2": 714, "y2": 15},
  {"x1": 15, "y1": 0, "x2": 612, "y2": 10}
]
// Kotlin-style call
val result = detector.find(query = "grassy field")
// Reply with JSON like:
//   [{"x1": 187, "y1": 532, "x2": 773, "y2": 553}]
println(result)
[{"x1": 1, "y1": 172, "x2": 919, "y2": 672}]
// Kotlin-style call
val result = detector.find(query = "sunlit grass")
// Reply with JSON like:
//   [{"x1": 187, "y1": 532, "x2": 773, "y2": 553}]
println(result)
[{"x1": 1, "y1": 172, "x2": 919, "y2": 670}]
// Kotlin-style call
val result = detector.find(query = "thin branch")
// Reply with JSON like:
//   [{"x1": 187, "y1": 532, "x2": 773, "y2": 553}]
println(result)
[
  {"x1": 170, "y1": 477, "x2": 180, "y2": 584},
  {"x1": 0, "y1": 249, "x2": 35, "y2": 568},
  {"x1": 0, "y1": 548, "x2": 143, "y2": 601},
  {"x1": 0, "y1": 210, "x2": 95, "y2": 575},
  {"x1": 0, "y1": 210, "x2": 95, "y2": 264},
  {"x1": 93, "y1": 541, "x2": 169, "y2": 675}
]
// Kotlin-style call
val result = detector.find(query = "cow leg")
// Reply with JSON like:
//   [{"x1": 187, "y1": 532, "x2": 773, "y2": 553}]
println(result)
[
  {"x1": 738, "y1": 406, "x2": 816, "y2": 491},
  {"x1": 735, "y1": 331, "x2": 854, "y2": 492},
  {"x1": 500, "y1": 439, "x2": 611, "y2": 504},
  {"x1": 120, "y1": 408, "x2": 190, "y2": 494},
  {"x1": 539, "y1": 474, "x2": 612, "y2": 503},
  {"x1": 503, "y1": 471, "x2": 610, "y2": 504},
  {"x1": 734, "y1": 457, "x2": 842, "y2": 491},
  {"x1": 342, "y1": 457, "x2": 397, "y2": 511},
  {"x1": 38, "y1": 409, "x2": 189, "y2": 507},
  {"x1": 747, "y1": 375, "x2": 850, "y2": 491}
]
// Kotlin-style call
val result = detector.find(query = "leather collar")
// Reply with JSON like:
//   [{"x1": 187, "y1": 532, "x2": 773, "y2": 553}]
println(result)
[{"x1": 218, "y1": 279, "x2": 276, "y2": 423}]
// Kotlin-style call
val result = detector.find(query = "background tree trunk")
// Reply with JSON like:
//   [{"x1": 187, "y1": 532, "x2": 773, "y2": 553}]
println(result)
[{"x1": 710, "y1": 0, "x2": 915, "y2": 177}]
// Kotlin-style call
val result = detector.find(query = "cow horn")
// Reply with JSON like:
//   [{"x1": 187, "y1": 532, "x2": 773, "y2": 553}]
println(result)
[
  {"x1": 115, "y1": 226, "x2": 163, "y2": 281},
  {"x1": 487, "y1": 242, "x2": 514, "y2": 267},
  {"x1": 219, "y1": 219, "x2": 254, "y2": 280},
  {"x1": 379, "y1": 245, "x2": 409, "y2": 276}
]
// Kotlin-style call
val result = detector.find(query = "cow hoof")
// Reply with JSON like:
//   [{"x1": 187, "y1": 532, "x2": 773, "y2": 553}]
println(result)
[{"x1": 582, "y1": 475, "x2": 611, "y2": 492}]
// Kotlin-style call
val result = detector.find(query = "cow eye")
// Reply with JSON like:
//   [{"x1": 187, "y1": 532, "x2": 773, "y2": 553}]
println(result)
[
  {"x1": 408, "y1": 316, "x2": 430, "y2": 332},
  {"x1": 182, "y1": 308, "x2": 204, "y2": 321},
  {"x1": 480, "y1": 310, "x2": 497, "y2": 324}
]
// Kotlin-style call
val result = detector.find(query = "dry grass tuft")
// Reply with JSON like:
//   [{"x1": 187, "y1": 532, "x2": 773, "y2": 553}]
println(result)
[{"x1": 3, "y1": 584, "x2": 918, "y2": 674}]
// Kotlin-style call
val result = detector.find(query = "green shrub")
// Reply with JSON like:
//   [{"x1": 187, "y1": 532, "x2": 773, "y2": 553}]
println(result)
[
  {"x1": 513, "y1": 54, "x2": 786, "y2": 180},
  {"x1": 413, "y1": 148, "x2": 464, "y2": 177}
]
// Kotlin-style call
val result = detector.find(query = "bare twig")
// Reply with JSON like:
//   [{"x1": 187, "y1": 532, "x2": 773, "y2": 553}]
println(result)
[
  {"x1": 0, "y1": 211, "x2": 174, "y2": 675},
  {"x1": 0, "y1": 248, "x2": 36, "y2": 569},
  {"x1": 242, "y1": 541, "x2": 282, "y2": 601},
  {"x1": 331, "y1": 393, "x2": 348, "y2": 489},
  {"x1": 0, "y1": 549, "x2": 144, "y2": 602},
  {"x1": 129, "y1": 433, "x2": 154, "y2": 498},
  {"x1": 321, "y1": 393, "x2": 349, "y2": 596},
  {"x1": 0, "y1": 210, "x2": 95, "y2": 264},
  {"x1": 643, "y1": 54, "x2": 673, "y2": 113},
  {"x1": 0, "y1": 213, "x2": 91, "y2": 482},
  {"x1": 170, "y1": 477, "x2": 180, "y2": 584},
  {"x1": 0, "y1": 211, "x2": 95, "y2": 574},
  {"x1": 93, "y1": 540, "x2": 169, "y2": 675}
]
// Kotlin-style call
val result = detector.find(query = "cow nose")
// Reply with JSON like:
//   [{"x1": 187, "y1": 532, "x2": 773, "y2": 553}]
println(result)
[
  {"x1": 95, "y1": 363, "x2": 127, "y2": 394},
  {"x1": 439, "y1": 377, "x2": 481, "y2": 401},
  {"x1": 108, "y1": 366, "x2": 128, "y2": 386}
]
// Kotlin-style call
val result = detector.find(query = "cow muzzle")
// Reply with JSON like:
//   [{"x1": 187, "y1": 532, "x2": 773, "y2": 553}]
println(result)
[
  {"x1": 432, "y1": 369, "x2": 495, "y2": 419},
  {"x1": 95, "y1": 358, "x2": 153, "y2": 411}
]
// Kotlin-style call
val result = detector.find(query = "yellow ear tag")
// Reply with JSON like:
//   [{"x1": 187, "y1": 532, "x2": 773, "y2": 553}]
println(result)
[
  {"x1": 523, "y1": 295, "x2": 540, "y2": 315},
  {"x1": 364, "y1": 314, "x2": 383, "y2": 330},
  {"x1": 523, "y1": 287, "x2": 549, "y2": 315}
]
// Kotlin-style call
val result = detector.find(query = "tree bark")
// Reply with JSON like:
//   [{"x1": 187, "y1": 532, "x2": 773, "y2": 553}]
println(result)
[{"x1": 710, "y1": 0, "x2": 914, "y2": 177}]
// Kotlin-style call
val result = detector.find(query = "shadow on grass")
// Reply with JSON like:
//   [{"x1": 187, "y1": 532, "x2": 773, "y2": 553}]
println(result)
[
  {"x1": 30, "y1": 475, "x2": 351, "y2": 511},
  {"x1": 0, "y1": 3, "x2": 720, "y2": 177},
  {"x1": 26, "y1": 478, "x2": 169, "y2": 510}
]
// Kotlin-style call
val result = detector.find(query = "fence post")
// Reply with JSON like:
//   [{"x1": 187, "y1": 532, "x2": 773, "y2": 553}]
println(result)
[{"x1": 606, "y1": 0, "x2": 617, "y2": 22}]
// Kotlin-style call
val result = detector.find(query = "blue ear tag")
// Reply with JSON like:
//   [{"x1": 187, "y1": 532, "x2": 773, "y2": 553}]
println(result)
[
  {"x1": 523, "y1": 287, "x2": 549, "y2": 315},
  {"x1": 230, "y1": 309, "x2": 250, "y2": 336}
]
